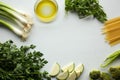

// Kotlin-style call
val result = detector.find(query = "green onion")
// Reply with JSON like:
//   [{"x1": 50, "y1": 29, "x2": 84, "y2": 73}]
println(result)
[
  {"x1": 0, "y1": 1, "x2": 33, "y2": 25},
  {"x1": 0, "y1": 19, "x2": 27, "y2": 40},
  {"x1": 0, "y1": 6, "x2": 32, "y2": 29},
  {"x1": 0, "y1": 10, "x2": 31, "y2": 32},
  {"x1": 0, "y1": 1, "x2": 33, "y2": 40}
]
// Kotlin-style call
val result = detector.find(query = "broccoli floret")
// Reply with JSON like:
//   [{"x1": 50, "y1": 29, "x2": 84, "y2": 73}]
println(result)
[
  {"x1": 100, "y1": 72, "x2": 112, "y2": 80},
  {"x1": 109, "y1": 66, "x2": 120, "y2": 79},
  {"x1": 90, "y1": 70, "x2": 101, "y2": 79},
  {"x1": 89, "y1": 70, "x2": 112, "y2": 80}
]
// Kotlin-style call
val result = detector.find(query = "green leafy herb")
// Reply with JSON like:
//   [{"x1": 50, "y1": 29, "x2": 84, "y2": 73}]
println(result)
[
  {"x1": 0, "y1": 40, "x2": 51, "y2": 80},
  {"x1": 65, "y1": 0, "x2": 107, "y2": 23}
]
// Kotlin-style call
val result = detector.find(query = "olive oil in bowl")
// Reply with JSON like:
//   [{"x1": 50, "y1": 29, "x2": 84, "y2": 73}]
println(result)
[{"x1": 34, "y1": 0, "x2": 58, "y2": 22}]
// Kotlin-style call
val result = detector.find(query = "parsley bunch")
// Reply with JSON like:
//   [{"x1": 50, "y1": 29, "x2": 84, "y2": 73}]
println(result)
[
  {"x1": 65, "y1": 0, "x2": 107, "y2": 23},
  {"x1": 0, "y1": 40, "x2": 51, "y2": 80}
]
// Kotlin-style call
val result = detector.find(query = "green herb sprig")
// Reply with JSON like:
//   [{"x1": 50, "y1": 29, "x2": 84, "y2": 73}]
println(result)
[
  {"x1": 0, "y1": 40, "x2": 51, "y2": 80},
  {"x1": 65, "y1": 0, "x2": 107, "y2": 23}
]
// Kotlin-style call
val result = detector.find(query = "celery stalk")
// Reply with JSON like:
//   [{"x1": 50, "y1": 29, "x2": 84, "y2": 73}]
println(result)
[{"x1": 101, "y1": 50, "x2": 120, "y2": 67}]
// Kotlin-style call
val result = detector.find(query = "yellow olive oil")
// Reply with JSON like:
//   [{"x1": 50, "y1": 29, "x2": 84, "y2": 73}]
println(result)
[{"x1": 34, "y1": 0, "x2": 58, "y2": 22}]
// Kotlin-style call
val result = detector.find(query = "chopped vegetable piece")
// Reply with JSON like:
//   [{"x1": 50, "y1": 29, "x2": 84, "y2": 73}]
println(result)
[
  {"x1": 49, "y1": 62, "x2": 60, "y2": 77},
  {"x1": 57, "y1": 70, "x2": 69, "y2": 80},
  {"x1": 62, "y1": 62, "x2": 75, "y2": 73}
]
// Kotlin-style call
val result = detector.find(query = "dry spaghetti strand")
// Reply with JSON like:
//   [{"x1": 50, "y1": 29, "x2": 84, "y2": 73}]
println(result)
[
  {"x1": 103, "y1": 16, "x2": 120, "y2": 46},
  {"x1": 105, "y1": 16, "x2": 120, "y2": 25}
]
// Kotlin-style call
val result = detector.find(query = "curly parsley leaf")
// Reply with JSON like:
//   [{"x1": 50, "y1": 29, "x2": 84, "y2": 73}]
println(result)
[{"x1": 0, "y1": 40, "x2": 51, "y2": 80}]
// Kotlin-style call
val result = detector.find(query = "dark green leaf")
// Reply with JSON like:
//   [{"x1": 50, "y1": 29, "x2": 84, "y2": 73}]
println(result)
[
  {"x1": 0, "y1": 40, "x2": 51, "y2": 80},
  {"x1": 65, "y1": 0, "x2": 107, "y2": 23}
]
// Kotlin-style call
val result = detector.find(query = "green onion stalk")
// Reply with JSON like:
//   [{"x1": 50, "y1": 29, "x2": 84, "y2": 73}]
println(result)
[
  {"x1": 0, "y1": 1, "x2": 33, "y2": 25},
  {"x1": 0, "y1": 1, "x2": 33, "y2": 40},
  {"x1": 0, "y1": 11, "x2": 29, "y2": 32},
  {"x1": 0, "y1": 19, "x2": 28, "y2": 40}
]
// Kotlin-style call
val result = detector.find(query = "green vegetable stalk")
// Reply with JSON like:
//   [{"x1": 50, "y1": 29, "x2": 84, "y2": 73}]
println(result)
[
  {"x1": 0, "y1": 1, "x2": 33, "y2": 25},
  {"x1": 0, "y1": 40, "x2": 51, "y2": 80},
  {"x1": 0, "y1": 1, "x2": 33, "y2": 40},
  {"x1": 101, "y1": 50, "x2": 120, "y2": 67},
  {"x1": 0, "y1": 19, "x2": 27, "y2": 40},
  {"x1": 65, "y1": 0, "x2": 107, "y2": 23}
]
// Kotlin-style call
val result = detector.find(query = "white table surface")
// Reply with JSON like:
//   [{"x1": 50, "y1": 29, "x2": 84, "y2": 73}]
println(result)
[{"x1": 0, "y1": 0, "x2": 120, "y2": 80}]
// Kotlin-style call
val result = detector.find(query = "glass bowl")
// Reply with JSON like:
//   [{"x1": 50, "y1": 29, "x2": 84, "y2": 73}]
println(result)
[{"x1": 34, "y1": 0, "x2": 58, "y2": 22}]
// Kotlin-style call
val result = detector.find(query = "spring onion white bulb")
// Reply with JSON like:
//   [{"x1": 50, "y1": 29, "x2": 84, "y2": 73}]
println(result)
[{"x1": 0, "y1": 1, "x2": 33, "y2": 40}]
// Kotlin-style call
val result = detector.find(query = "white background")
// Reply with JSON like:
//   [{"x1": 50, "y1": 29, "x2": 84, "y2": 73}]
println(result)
[{"x1": 0, "y1": 0, "x2": 120, "y2": 80}]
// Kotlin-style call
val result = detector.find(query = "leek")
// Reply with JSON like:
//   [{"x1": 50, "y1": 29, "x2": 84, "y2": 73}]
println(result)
[{"x1": 0, "y1": 1, "x2": 33, "y2": 40}]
